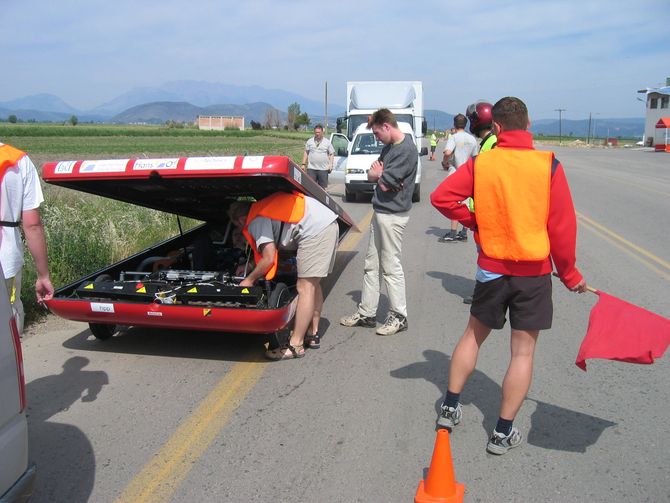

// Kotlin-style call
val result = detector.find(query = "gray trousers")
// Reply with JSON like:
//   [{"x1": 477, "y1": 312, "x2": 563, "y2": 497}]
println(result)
[{"x1": 358, "y1": 211, "x2": 409, "y2": 318}]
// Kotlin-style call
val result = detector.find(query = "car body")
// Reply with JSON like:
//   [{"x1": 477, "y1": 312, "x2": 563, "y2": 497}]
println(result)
[
  {"x1": 332, "y1": 122, "x2": 424, "y2": 202},
  {"x1": 41, "y1": 155, "x2": 354, "y2": 343},
  {"x1": 0, "y1": 264, "x2": 36, "y2": 503}
]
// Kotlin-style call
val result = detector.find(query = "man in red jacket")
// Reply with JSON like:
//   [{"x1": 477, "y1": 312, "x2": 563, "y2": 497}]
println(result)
[{"x1": 430, "y1": 97, "x2": 587, "y2": 455}]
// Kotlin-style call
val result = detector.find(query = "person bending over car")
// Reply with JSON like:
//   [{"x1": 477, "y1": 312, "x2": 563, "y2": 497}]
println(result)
[{"x1": 228, "y1": 192, "x2": 339, "y2": 360}]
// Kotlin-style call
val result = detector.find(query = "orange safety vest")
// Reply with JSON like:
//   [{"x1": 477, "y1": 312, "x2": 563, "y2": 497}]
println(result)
[
  {"x1": 0, "y1": 143, "x2": 26, "y2": 176},
  {"x1": 474, "y1": 149, "x2": 553, "y2": 261},
  {"x1": 242, "y1": 192, "x2": 305, "y2": 280}
]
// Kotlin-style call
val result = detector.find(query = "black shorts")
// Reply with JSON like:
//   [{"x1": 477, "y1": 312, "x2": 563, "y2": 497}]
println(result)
[
  {"x1": 430, "y1": 145, "x2": 437, "y2": 153},
  {"x1": 470, "y1": 274, "x2": 552, "y2": 330}
]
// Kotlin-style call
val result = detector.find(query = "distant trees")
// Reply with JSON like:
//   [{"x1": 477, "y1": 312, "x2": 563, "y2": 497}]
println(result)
[
  {"x1": 8, "y1": 114, "x2": 17, "y2": 123},
  {"x1": 287, "y1": 102, "x2": 310, "y2": 130},
  {"x1": 250, "y1": 120, "x2": 262, "y2": 130},
  {"x1": 69, "y1": 115, "x2": 78, "y2": 126},
  {"x1": 264, "y1": 108, "x2": 280, "y2": 129}
]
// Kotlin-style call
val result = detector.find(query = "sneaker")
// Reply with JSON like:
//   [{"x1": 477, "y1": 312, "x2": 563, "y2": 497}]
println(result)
[
  {"x1": 462, "y1": 295, "x2": 473, "y2": 305},
  {"x1": 456, "y1": 231, "x2": 468, "y2": 242},
  {"x1": 438, "y1": 232, "x2": 457, "y2": 242},
  {"x1": 486, "y1": 427, "x2": 522, "y2": 455},
  {"x1": 340, "y1": 311, "x2": 376, "y2": 328},
  {"x1": 375, "y1": 312, "x2": 408, "y2": 336},
  {"x1": 437, "y1": 403, "x2": 462, "y2": 431}
]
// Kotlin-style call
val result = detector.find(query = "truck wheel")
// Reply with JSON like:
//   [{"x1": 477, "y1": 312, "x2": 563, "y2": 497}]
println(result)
[
  {"x1": 412, "y1": 184, "x2": 421, "y2": 203},
  {"x1": 89, "y1": 323, "x2": 116, "y2": 340},
  {"x1": 344, "y1": 187, "x2": 355, "y2": 202}
]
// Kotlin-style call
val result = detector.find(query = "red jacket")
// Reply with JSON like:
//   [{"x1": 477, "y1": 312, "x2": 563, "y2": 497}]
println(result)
[{"x1": 430, "y1": 130, "x2": 583, "y2": 289}]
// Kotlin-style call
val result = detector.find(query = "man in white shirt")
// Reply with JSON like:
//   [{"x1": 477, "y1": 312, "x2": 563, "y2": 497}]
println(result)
[
  {"x1": 439, "y1": 114, "x2": 478, "y2": 242},
  {"x1": 0, "y1": 142, "x2": 54, "y2": 333},
  {"x1": 301, "y1": 124, "x2": 334, "y2": 189}
]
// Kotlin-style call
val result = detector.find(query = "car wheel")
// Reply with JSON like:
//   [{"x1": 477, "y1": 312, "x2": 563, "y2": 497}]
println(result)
[
  {"x1": 412, "y1": 184, "x2": 421, "y2": 203},
  {"x1": 89, "y1": 322, "x2": 116, "y2": 340},
  {"x1": 268, "y1": 282, "x2": 289, "y2": 308}
]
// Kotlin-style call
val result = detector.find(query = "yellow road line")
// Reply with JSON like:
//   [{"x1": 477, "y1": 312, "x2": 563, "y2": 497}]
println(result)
[
  {"x1": 577, "y1": 212, "x2": 670, "y2": 271},
  {"x1": 577, "y1": 213, "x2": 670, "y2": 282},
  {"x1": 115, "y1": 210, "x2": 372, "y2": 503}
]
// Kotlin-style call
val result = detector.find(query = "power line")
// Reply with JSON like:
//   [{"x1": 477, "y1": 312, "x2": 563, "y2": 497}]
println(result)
[{"x1": 555, "y1": 108, "x2": 566, "y2": 145}]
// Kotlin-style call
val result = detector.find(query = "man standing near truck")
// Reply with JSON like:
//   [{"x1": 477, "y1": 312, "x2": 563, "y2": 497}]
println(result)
[
  {"x1": 302, "y1": 124, "x2": 334, "y2": 190},
  {"x1": 340, "y1": 109, "x2": 418, "y2": 336},
  {"x1": 0, "y1": 142, "x2": 54, "y2": 333}
]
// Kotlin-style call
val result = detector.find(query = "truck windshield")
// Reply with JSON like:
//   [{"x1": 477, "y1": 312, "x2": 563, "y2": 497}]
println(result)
[
  {"x1": 352, "y1": 133, "x2": 413, "y2": 155},
  {"x1": 348, "y1": 114, "x2": 414, "y2": 139}
]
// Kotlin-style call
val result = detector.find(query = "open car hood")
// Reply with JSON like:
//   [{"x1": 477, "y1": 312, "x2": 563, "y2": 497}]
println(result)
[{"x1": 42, "y1": 155, "x2": 355, "y2": 229}]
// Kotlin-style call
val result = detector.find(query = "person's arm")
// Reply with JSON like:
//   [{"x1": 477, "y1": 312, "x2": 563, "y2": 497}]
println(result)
[
  {"x1": 22, "y1": 208, "x2": 54, "y2": 302},
  {"x1": 430, "y1": 158, "x2": 476, "y2": 228},
  {"x1": 240, "y1": 241, "x2": 276, "y2": 287},
  {"x1": 328, "y1": 142, "x2": 335, "y2": 172},
  {"x1": 546, "y1": 161, "x2": 585, "y2": 291}
]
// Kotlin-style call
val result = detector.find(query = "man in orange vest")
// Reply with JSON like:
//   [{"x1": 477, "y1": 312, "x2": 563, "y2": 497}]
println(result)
[
  {"x1": 430, "y1": 97, "x2": 587, "y2": 455},
  {"x1": 0, "y1": 142, "x2": 53, "y2": 333},
  {"x1": 228, "y1": 192, "x2": 339, "y2": 360}
]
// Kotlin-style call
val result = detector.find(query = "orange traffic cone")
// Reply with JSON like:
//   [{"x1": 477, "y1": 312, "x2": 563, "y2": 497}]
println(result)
[{"x1": 414, "y1": 429, "x2": 465, "y2": 503}]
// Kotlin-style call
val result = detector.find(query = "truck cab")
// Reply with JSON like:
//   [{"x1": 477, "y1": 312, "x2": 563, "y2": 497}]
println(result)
[{"x1": 331, "y1": 122, "x2": 424, "y2": 202}]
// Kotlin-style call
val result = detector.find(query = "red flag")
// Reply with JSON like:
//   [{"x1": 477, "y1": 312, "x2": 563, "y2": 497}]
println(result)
[{"x1": 576, "y1": 291, "x2": 670, "y2": 371}]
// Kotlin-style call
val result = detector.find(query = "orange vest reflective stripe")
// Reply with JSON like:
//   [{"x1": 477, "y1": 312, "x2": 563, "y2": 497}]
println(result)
[
  {"x1": 474, "y1": 149, "x2": 552, "y2": 261},
  {"x1": 242, "y1": 192, "x2": 305, "y2": 280},
  {"x1": 0, "y1": 144, "x2": 26, "y2": 178}
]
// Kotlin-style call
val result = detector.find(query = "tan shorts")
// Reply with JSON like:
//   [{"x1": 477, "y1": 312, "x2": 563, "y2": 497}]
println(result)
[{"x1": 297, "y1": 221, "x2": 339, "y2": 278}]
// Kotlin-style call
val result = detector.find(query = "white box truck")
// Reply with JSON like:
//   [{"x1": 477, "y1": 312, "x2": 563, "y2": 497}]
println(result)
[{"x1": 330, "y1": 81, "x2": 427, "y2": 202}]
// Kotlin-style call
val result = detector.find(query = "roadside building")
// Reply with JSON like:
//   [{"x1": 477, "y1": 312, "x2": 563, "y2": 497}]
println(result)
[
  {"x1": 638, "y1": 77, "x2": 670, "y2": 146},
  {"x1": 197, "y1": 115, "x2": 245, "y2": 131}
]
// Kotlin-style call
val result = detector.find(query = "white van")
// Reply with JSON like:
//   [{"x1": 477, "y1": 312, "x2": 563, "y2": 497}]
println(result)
[
  {"x1": 0, "y1": 265, "x2": 35, "y2": 502},
  {"x1": 331, "y1": 122, "x2": 425, "y2": 202}
]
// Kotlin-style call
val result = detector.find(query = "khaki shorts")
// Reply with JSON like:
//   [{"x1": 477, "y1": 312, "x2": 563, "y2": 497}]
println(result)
[{"x1": 297, "y1": 221, "x2": 339, "y2": 278}]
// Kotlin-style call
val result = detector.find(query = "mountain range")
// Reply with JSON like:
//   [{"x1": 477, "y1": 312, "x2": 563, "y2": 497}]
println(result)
[{"x1": 0, "y1": 80, "x2": 644, "y2": 137}]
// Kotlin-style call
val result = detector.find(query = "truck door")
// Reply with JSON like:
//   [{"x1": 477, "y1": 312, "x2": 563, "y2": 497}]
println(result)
[{"x1": 329, "y1": 133, "x2": 349, "y2": 183}]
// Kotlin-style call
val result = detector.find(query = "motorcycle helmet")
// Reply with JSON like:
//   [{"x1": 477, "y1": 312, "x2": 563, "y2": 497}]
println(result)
[{"x1": 466, "y1": 101, "x2": 493, "y2": 135}]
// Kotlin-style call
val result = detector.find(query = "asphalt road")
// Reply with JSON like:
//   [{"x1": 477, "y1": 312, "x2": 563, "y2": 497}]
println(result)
[{"x1": 22, "y1": 145, "x2": 670, "y2": 502}]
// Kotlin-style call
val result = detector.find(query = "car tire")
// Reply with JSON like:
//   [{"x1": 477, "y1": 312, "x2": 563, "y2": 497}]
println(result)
[
  {"x1": 412, "y1": 184, "x2": 421, "y2": 203},
  {"x1": 88, "y1": 274, "x2": 117, "y2": 340},
  {"x1": 268, "y1": 282, "x2": 289, "y2": 309}
]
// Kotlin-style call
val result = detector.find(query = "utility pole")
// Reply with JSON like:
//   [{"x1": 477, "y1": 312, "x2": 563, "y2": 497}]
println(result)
[
  {"x1": 587, "y1": 112, "x2": 592, "y2": 144},
  {"x1": 555, "y1": 108, "x2": 566, "y2": 145},
  {"x1": 324, "y1": 81, "x2": 328, "y2": 134}
]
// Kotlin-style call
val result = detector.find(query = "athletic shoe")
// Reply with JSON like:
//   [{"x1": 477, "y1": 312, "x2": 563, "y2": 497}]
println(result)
[
  {"x1": 439, "y1": 232, "x2": 457, "y2": 242},
  {"x1": 456, "y1": 231, "x2": 468, "y2": 242},
  {"x1": 437, "y1": 403, "x2": 462, "y2": 431},
  {"x1": 376, "y1": 312, "x2": 408, "y2": 336},
  {"x1": 340, "y1": 312, "x2": 376, "y2": 328},
  {"x1": 462, "y1": 295, "x2": 473, "y2": 305},
  {"x1": 486, "y1": 427, "x2": 522, "y2": 455}
]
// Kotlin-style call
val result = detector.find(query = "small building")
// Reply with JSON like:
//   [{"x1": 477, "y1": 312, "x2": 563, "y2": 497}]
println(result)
[
  {"x1": 654, "y1": 117, "x2": 670, "y2": 152},
  {"x1": 638, "y1": 77, "x2": 670, "y2": 146},
  {"x1": 197, "y1": 115, "x2": 245, "y2": 131}
]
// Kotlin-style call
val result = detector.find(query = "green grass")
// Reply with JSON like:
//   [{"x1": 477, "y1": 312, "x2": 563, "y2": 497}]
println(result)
[{"x1": 4, "y1": 123, "x2": 309, "y2": 326}]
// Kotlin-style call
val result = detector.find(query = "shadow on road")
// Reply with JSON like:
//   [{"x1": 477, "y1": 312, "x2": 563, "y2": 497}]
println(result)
[
  {"x1": 391, "y1": 349, "x2": 616, "y2": 453},
  {"x1": 426, "y1": 270, "x2": 475, "y2": 301},
  {"x1": 27, "y1": 356, "x2": 108, "y2": 503}
]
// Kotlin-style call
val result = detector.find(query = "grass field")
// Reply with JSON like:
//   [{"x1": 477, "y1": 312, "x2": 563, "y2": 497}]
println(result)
[{"x1": 0, "y1": 123, "x2": 309, "y2": 326}]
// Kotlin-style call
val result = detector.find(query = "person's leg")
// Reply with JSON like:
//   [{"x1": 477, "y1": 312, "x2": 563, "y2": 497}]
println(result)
[
  {"x1": 359, "y1": 213, "x2": 381, "y2": 317},
  {"x1": 447, "y1": 315, "x2": 492, "y2": 393},
  {"x1": 288, "y1": 277, "x2": 320, "y2": 348},
  {"x1": 310, "y1": 282, "x2": 324, "y2": 336},
  {"x1": 377, "y1": 211, "x2": 409, "y2": 317},
  {"x1": 499, "y1": 328, "x2": 540, "y2": 420},
  {"x1": 319, "y1": 170, "x2": 329, "y2": 189}
]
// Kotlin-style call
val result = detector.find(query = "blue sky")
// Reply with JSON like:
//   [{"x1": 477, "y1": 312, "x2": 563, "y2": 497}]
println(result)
[{"x1": 3, "y1": 0, "x2": 668, "y2": 119}]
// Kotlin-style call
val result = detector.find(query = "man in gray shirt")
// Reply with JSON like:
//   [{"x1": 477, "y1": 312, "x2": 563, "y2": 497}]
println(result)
[
  {"x1": 301, "y1": 124, "x2": 334, "y2": 190},
  {"x1": 340, "y1": 109, "x2": 418, "y2": 336}
]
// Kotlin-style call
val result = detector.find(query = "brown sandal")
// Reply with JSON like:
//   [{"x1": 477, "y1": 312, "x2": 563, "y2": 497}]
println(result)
[
  {"x1": 304, "y1": 333, "x2": 321, "y2": 349},
  {"x1": 265, "y1": 343, "x2": 305, "y2": 360}
]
